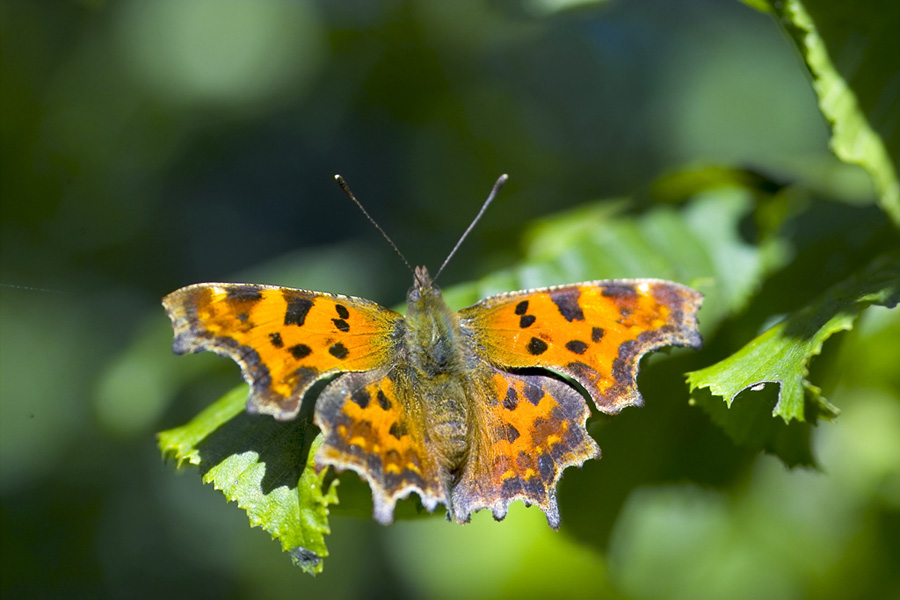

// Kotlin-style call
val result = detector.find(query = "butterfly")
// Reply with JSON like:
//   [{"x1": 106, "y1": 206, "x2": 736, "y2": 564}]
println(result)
[{"x1": 162, "y1": 175, "x2": 703, "y2": 528}]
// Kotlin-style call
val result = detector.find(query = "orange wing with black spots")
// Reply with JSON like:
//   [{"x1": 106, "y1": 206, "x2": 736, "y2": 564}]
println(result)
[
  {"x1": 451, "y1": 367, "x2": 600, "y2": 528},
  {"x1": 163, "y1": 283, "x2": 402, "y2": 420},
  {"x1": 314, "y1": 368, "x2": 447, "y2": 523},
  {"x1": 460, "y1": 279, "x2": 702, "y2": 413},
  {"x1": 164, "y1": 270, "x2": 703, "y2": 529}
]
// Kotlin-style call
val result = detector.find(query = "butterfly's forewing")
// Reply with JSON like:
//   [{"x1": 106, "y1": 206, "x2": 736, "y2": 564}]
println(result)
[
  {"x1": 314, "y1": 368, "x2": 447, "y2": 523},
  {"x1": 163, "y1": 283, "x2": 402, "y2": 420},
  {"x1": 451, "y1": 367, "x2": 600, "y2": 529},
  {"x1": 459, "y1": 279, "x2": 702, "y2": 414}
]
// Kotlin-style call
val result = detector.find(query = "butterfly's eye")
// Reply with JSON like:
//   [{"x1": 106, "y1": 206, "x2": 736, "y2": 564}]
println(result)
[{"x1": 407, "y1": 287, "x2": 420, "y2": 303}]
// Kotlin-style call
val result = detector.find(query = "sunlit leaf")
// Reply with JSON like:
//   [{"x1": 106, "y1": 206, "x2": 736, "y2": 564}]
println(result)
[
  {"x1": 687, "y1": 255, "x2": 900, "y2": 462},
  {"x1": 745, "y1": 0, "x2": 900, "y2": 224},
  {"x1": 158, "y1": 386, "x2": 338, "y2": 575}
]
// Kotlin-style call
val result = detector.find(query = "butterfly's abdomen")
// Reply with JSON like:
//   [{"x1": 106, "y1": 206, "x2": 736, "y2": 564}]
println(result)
[
  {"x1": 425, "y1": 376, "x2": 470, "y2": 469},
  {"x1": 404, "y1": 286, "x2": 472, "y2": 469},
  {"x1": 405, "y1": 324, "x2": 471, "y2": 469}
]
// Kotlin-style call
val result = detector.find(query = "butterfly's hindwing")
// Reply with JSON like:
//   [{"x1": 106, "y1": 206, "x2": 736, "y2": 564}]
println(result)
[
  {"x1": 314, "y1": 368, "x2": 448, "y2": 523},
  {"x1": 450, "y1": 367, "x2": 600, "y2": 529}
]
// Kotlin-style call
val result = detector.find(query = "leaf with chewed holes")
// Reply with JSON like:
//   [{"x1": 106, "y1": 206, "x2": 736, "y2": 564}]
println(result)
[{"x1": 687, "y1": 256, "x2": 900, "y2": 463}]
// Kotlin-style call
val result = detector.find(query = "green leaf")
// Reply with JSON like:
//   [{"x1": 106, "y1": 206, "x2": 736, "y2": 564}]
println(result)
[
  {"x1": 158, "y1": 384, "x2": 247, "y2": 467},
  {"x1": 158, "y1": 386, "x2": 338, "y2": 575},
  {"x1": 745, "y1": 0, "x2": 900, "y2": 224},
  {"x1": 687, "y1": 255, "x2": 900, "y2": 462}
]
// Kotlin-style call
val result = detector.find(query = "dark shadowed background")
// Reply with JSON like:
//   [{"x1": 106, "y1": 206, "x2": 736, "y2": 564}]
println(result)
[{"x1": 2, "y1": 1, "x2": 898, "y2": 599}]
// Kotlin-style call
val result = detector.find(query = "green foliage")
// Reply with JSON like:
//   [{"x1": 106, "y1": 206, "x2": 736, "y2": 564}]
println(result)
[
  {"x1": 149, "y1": 0, "x2": 900, "y2": 577},
  {"x1": 689, "y1": 256, "x2": 900, "y2": 422},
  {"x1": 158, "y1": 386, "x2": 338, "y2": 575},
  {"x1": 153, "y1": 172, "x2": 894, "y2": 570},
  {"x1": 687, "y1": 256, "x2": 900, "y2": 464},
  {"x1": 151, "y1": 3, "x2": 900, "y2": 557},
  {"x1": 4, "y1": 0, "x2": 899, "y2": 597},
  {"x1": 744, "y1": 0, "x2": 900, "y2": 223}
]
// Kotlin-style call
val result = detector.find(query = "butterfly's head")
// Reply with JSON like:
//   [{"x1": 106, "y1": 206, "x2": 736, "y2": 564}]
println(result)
[{"x1": 408, "y1": 265, "x2": 441, "y2": 305}]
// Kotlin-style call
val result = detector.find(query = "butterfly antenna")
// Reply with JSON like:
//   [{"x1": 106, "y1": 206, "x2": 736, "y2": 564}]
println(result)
[
  {"x1": 334, "y1": 174, "x2": 414, "y2": 274},
  {"x1": 434, "y1": 174, "x2": 508, "y2": 282}
]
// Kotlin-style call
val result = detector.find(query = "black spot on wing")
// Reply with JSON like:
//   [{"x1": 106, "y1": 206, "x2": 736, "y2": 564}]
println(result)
[
  {"x1": 522, "y1": 381, "x2": 544, "y2": 406},
  {"x1": 268, "y1": 332, "x2": 284, "y2": 348},
  {"x1": 284, "y1": 295, "x2": 314, "y2": 326},
  {"x1": 601, "y1": 283, "x2": 638, "y2": 298},
  {"x1": 388, "y1": 422, "x2": 408, "y2": 439},
  {"x1": 527, "y1": 337, "x2": 549, "y2": 355},
  {"x1": 351, "y1": 387, "x2": 370, "y2": 408},
  {"x1": 289, "y1": 343, "x2": 312, "y2": 359},
  {"x1": 519, "y1": 315, "x2": 536, "y2": 328},
  {"x1": 503, "y1": 386, "x2": 519, "y2": 410},
  {"x1": 550, "y1": 290, "x2": 585, "y2": 322},
  {"x1": 514, "y1": 300, "x2": 529, "y2": 315},
  {"x1": 503, "y1": 423, "x2": 520, "y2": 442},
  {"x1": 329, "y1": 342, "x2": 349, "y2": 359},
  {"x1": 227, "y1": 287, "x2": 263, "y2": 303},
  {"x1": 565, "y1": 340, "x2": 588, "y2": 355},
  {"x1": 592, "y1": 327, "x2": 604, "y2": 342},
  {"x1": 377, "y1": 390, "x2": 392, "y2": 410},
  {"x1": 332, "y1": 318, "x2": 350, "y2": 332},
  {"x1": 335, "y1": 304, "x2": 350, "y2": 319}
]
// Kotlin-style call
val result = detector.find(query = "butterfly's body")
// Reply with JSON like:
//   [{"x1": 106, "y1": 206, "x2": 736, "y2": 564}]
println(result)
[
  {"x1": 164, "y1": 263, "x2": 702, "y2": 528},
  {"x1": 401, "y1": 267, "x2": 477, "y2": 474}
]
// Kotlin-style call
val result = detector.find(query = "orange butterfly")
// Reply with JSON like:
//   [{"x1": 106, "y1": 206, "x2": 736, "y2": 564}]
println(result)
[{"x1": 163, "y1": 176, "x2": 702, "y2": 528}]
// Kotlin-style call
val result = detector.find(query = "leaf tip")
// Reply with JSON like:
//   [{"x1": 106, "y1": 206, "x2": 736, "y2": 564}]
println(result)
[{"x1": 290, "y1": 546, "x2": 325, "y2": 575}]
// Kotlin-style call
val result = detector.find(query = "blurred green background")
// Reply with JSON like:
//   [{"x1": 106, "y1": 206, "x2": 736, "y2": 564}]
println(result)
[{"x1": 2, "y1": 0, "x2": 898, "y2": 598}]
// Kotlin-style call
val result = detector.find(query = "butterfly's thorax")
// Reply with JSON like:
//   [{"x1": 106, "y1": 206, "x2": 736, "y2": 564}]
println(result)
[
  {"x1": 404, "y1": 290, "x2": 464, "y2": 376},
  {"x1": 403, "y1": 268, "x2": 472, "y2": 469}
]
